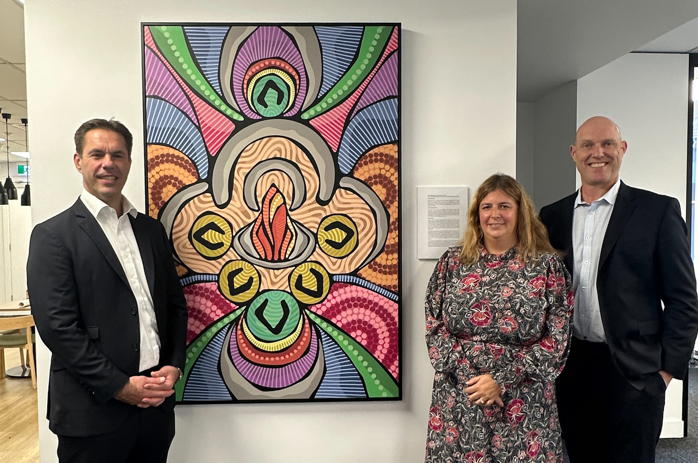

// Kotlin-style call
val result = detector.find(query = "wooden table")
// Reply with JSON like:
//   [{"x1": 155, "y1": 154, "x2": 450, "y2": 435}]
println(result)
[
  {"x1": 0, "y1": 300, "x2": 33, "y2": 378},
  {"x1": 0, "y1": 299, "x2": 31, "y2": 316}
]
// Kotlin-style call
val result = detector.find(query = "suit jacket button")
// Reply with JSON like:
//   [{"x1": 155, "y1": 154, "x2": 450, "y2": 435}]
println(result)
[
  {"x1": 133, "y1": 343, "x2": 139, "y2": 352},
  {"x1": 131, "y1": 307, "x2": 137, "y2": 315}
]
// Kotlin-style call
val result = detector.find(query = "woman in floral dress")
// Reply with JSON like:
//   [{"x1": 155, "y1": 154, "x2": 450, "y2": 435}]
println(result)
[{"x1": 424, "y1": 174, "x2": 573, "y2": 463}]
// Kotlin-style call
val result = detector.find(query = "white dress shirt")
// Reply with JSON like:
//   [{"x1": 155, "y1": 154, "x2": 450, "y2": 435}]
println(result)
[
  {"x1": 80, "y1": 189, "x2": 161, "y2": 371},
  {"x1": 571, "y1": 179, "x2": 621, "y2": 342}
]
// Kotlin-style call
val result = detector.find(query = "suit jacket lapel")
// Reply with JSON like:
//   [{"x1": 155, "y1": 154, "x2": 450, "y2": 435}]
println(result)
[
  {"x1": 599, "y1": 182, "x2": 636, "y2": 269},
  {"x1": 559, "y1": 194, "x2": 576, "y2": 276},
  {"x1": 130, "y1": 214, "x2": 155, "y2": 299},
  {"x1": 74, "y1": 199, "x2": 130, "y2": 288}
]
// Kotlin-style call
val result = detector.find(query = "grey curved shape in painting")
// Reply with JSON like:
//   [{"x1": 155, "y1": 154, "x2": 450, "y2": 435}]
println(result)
[
  {"x1": 218, "y1": 26, "x2": 257, "y2": 111},
  {"x1": 339, "y1": 177, "x2": 390, "y2": 269},
  {"x1": 232, "y1": 221, "x2": 316, "y2": 270},
  {"x1": 159, "y1": 181, "x2": 210, "y2": 244},
  {"x1": 243, "y1": 158, "x2": 307, "y2": 212},
  {"x1": 211, "y1": 119, "x2": 336, "y2": 208}
]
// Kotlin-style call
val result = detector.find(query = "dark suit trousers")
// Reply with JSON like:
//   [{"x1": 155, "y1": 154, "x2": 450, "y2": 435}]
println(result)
[
  {"x1": 556, "y1": 338, "x2": 666, "y2": 463},
  {"x1": 56, "y1": 405, "x2": 175, "y2": 463}
]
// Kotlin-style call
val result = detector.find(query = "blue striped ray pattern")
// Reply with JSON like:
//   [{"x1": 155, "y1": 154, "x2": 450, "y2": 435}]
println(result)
[
  {"x1": 183, "y1": 26, "x2": 229, "y2": 97},
  {"x1": 314, "y1": 329, "x2": 367, "y2": 399},
  {"x1": 181, "y1": 274, "x2": 218, "y2": 286},
  {"x1": 337, "y1": 98, "x2": 398, "y2": 174},
  {"x1": 182, "y1": 325, "x2": 233, "y2": 401},
  {"x1": 146, "y1": 97, "x2": 209, "y2": 179},
  {"x1": 315, "y1": 26, "x2": 364, "y2": 97}
]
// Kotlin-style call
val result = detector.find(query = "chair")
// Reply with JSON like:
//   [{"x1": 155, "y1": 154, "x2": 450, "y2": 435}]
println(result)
[{"x1": 0, "y1": 315, "x2": 37, "y2": 389}]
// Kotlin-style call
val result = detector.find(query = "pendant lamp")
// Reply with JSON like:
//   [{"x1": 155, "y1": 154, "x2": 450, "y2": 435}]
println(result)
[
  {"x1": 20, "y1": 118, "x2": 30, "y2": 206},
  {"x1": 0, "y1": 179, "x2": 6, "y2": 205},
  {"x1": 2, "y1": 113, "x2": 17, "y2": 200},
  {"x1": 0, "y1": 108, "x2": 6, "y2": 205}
]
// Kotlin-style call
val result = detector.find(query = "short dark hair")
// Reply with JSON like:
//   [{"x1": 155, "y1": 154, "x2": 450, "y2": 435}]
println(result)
[{"x1": 74, "y1": 118, "x2": 133, "y2": 157}]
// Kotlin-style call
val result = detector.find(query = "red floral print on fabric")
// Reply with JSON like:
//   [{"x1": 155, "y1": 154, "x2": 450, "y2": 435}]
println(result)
[
  {"x1": 540, "y1": 336, "x2": 557, "y2": 352},
  {"x1": 465, "y1": 451, "x2": 486, "y2": 463},
  {"x1": 506, "y1": 399, "x2": 526, "y2": 427},
  {"x1": 445, "y1": 427, "x2": 459, "y2": 445},
  {"x1": 470, "y1": 301, "x2": 492, "y2": 327},
  {"x1": 424, "y1": 247, "x2": 573, "y2": 463},
  {"x1": 544, "y1": 381, "x2": 555, "y2": 400},
  {"x1": 526, "y1": 430, "x2": 541, "y2": 458},
  {"x1": 529, "y1": 275, "x2": 547, "y2": 297},
  {"x1": 499, "y1": 316, "x2": 518, "y2": 334},
  {"x1": 508, "y1": 257, "x2": 524, "y2": 271},
  {"x1": 461, "y1": 273, "x2": 481, "y2": 293},
  {"x1": 429, "y1": 406, "x2": 443, "y2": 431},
  {"x1": 488, "y1": 343, "x2": 505, "y2": 361}
]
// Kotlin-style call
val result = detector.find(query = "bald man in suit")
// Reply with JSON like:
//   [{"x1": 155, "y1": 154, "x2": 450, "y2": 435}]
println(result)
[{"x1": 540, "y1": 116, "x2": 698, "y2": 463}]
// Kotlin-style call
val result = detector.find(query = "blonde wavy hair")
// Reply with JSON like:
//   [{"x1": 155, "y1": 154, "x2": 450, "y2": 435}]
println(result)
[{"x1": 459, "y1": 173, "x2": 556, "y2": 264}]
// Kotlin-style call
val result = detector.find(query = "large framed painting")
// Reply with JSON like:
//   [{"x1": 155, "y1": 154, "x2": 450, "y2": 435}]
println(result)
[{"x1": 142, "y1": 23, "x2": 401, "y2": 403}]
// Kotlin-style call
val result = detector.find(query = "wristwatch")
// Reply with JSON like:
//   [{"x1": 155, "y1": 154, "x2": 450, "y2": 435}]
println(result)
[{"x1": 176, "y1": 367, "x2": 183, "y2": 383}]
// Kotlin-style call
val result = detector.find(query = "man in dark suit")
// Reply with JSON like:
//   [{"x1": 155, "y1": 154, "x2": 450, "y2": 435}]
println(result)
[
  {"x1": 539, "y1": 116, "x2": 698, "y2": 463},
  {"x1": 27, "y1": 119, "x2": 188, "y2": 463}
]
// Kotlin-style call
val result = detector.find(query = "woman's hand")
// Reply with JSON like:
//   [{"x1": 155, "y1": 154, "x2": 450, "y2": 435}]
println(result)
[{"x1": 465, "y1": 374, "x2": 503, "y2": 407}]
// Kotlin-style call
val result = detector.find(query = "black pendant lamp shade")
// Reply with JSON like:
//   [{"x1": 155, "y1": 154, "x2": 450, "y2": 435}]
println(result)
[
  {"x1": 21, "y1": 184, "x2": 30, "y2": 206},
  {"x1": 2, "y1": 113, "x2": 17, "y2": 200},
  {"x1": 3, "y1": 178, "x2": 17, "y2": 200},
  {"x1": 20, "y1": 118, "x2": 30, "y2": 206},
  {"x1": 0, "y1": 108, "x2": 7, "y2": 205}
]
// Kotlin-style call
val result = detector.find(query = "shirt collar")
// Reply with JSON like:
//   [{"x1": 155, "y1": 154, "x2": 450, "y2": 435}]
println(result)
[
  {"x1": 574, "y1": 178, "x2": 621, "y2": 208},
  {"x1": 80, "y1": 188, "x2": 138, "y2": 219}
]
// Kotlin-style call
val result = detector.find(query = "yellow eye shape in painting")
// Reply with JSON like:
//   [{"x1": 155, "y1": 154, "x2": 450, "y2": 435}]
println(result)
[
  {"x1": 189, "y1": 212, "x2": 233, "y2": 260},
  {"x1": 317, "y1": 214, "x2": 358, "y2": 258},
  {"x1": 218, "y1": 261, "x2": 260, "y2": 304},
  {"x1": 289, "y1": 262, "x2": 331, "y2": 305}
]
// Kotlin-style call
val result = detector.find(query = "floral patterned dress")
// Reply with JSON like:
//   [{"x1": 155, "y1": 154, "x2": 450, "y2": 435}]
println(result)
[{"x1": 424, "y1": 246, "x2": 573, "y2": 463}]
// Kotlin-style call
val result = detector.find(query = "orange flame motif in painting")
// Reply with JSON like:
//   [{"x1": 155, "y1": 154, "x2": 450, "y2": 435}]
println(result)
[{"x1": 251, "y1": 184, "x2": 297, "y2": 261}]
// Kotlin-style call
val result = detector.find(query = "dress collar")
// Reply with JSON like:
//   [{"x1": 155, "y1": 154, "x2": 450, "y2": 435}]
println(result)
[{"x1": 480, "y1": 245, "x2": 518, "y2": 262}]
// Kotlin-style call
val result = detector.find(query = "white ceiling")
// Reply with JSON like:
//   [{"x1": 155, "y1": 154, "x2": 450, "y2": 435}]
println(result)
[
  {"x1": 2, "y1": 0, "x2": 698, "y2": 159},
  {"x1": 518, "y1": 0, "x2": 698, "y2": 102}
]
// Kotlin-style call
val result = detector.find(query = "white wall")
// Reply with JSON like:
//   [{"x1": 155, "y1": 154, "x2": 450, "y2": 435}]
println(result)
[
  {"x1": 577, "y1": 53, "x2": 688, "y2": 209},
  {"x1": 516, "y1": 102, "x2": 535, "y2": 196},
  {"x1": 531, "y1": 81, "x2": 577, "y2": 209},
  {"x1": 516, "y1": 81, "x2": 577, "y2": 212},
  {"x1": 0, "y1": 161, "x2": 30, "y2": 184},
  {"x1": 0, "y1": 189, "x2": 31, "y2": 303},
  {"x1": 0, "y1": 161, "x2": 32, "y2": 303},
  {"x1": 24, "y1": 1, "x2": 517, "y2": 462},
  {"x1": 578, "y1": 52, "x2": 690, "y2": 438}
]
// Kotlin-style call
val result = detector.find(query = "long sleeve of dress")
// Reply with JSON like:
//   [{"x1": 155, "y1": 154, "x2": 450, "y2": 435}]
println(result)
[
  {"x1": 425, "y1": 249, "x2": 464, "y2": 373},
  {"x1": 488, "y1": 255, "x2": 574, "y2": 392},
  {"x1": 424, "y1": 247, "x2": 571, "y2": 463}
]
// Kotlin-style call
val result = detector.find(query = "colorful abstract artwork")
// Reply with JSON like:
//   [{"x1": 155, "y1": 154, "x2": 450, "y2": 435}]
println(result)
[{"x1": 142, "y1": 23, "x2": 401, "y2": 402}]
